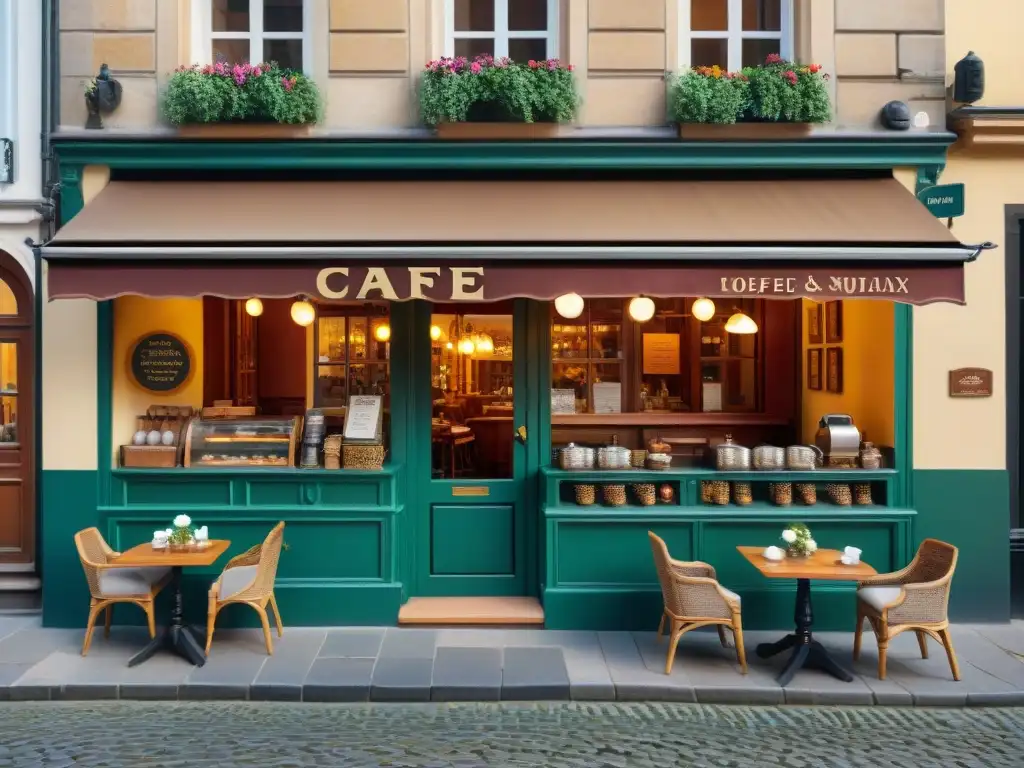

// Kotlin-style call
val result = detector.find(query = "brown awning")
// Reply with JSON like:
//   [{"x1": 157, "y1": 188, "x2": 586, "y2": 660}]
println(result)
[{"x1": 43, "y1": 178, "x2": 976, "y2": 305}]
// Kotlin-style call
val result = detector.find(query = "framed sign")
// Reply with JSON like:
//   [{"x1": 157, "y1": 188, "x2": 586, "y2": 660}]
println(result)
[
  {"x1": 343, "y1": 395, "x2": 384, "y2": 443},
  {"x1": 642, "y1": 333, "x2": 681, "y2": 375},
  {"x1": 592, "y1": 382, "x2": 622, "y2": 414},
  {"x1": 128, "y1": 332, "x2": 193, "y2": 394},
  {"x1": 825, "y1": 301, "x2": 843, "y2": 343},
  {"x1": 826, "y1": 347, "x2": 843, "y2": 393},
  {"x1": 806, "y1": 348, "x2": 822, "y2": 391},
  {"x1": 949, "y1": 368, "x2": 993, "y2": 398},
  {"x1": 806, "y1": 302, "x2": 823, "y2": 345},
  {"x1": 551, "y1": 388, "x2": 575, "y2": 414}
]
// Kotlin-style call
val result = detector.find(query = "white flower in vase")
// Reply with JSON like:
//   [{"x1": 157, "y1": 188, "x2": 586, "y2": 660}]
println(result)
[
  {"x1": 806, "y1": 539, "x2": 818, "y2": 553},
  {"x1": 781, "y1": 529, "x2": 797, "y2": 544},
  {"x1": 169, "y1": 514, "x2": 194, "y2": 547},
  {"x1": 173, "y1": 514, "x2": 192, "y2": 529}
]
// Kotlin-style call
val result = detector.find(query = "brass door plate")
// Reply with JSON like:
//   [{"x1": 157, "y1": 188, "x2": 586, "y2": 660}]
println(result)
[{"x1": 452, "y1": 486, "x2": 490, "y2": 497}]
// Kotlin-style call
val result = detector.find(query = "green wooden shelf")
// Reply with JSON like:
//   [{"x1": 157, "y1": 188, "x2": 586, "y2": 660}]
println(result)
[
  {"x1": 544, "y1": 504, "x2": 914, "y2": 519},
  {"x1": 112, "y1": 466, "x2": 401, "y2": 478},
  {"x1": 542, "y1": 467, "x2": 896, "y2": 483}
]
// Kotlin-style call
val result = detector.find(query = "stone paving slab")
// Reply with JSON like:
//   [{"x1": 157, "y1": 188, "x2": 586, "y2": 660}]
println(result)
[{"x1": 0, "y1": 618, "x2": 1022, "y2": 705}]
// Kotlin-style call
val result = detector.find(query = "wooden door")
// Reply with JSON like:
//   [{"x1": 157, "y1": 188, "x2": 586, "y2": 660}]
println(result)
[{"x1": 0, "y1": 262, "x2": 34, "y2": 566}]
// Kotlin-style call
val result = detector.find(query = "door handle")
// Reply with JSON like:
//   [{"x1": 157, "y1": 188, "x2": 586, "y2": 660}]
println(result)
[{"x1": 516, "y1": 425, "x2": 527, "y2": 443}]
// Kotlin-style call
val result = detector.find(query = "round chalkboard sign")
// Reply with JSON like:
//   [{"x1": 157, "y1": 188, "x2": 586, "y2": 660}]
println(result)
[{"x1": 129, "y1": 332, "x2": 192, "y2": 393}]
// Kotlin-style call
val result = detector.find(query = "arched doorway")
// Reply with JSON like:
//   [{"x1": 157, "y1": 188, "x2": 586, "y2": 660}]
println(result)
[{"x1": 0, "y1": 253, "x2": 34, "y2": 566}]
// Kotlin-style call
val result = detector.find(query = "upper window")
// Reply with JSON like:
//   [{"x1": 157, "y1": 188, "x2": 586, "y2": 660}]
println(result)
[
  {"x1": 447, "y1": 0, "x2": 559, "y2": 61},
  {"x1": 680, "y1": 0, "x2": 793, "y2": 71},
  {"x1": 193, "y1": 0, "x2": 310, "y2": 72}
]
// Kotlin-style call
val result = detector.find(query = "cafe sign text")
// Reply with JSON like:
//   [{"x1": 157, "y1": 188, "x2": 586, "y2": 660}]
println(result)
[
  {"x1": 317, "y1": 267, "x2": 486, "y2": 301},
  {"x1": 719, "y1": 275, "x2": 911, "y2": 297}
]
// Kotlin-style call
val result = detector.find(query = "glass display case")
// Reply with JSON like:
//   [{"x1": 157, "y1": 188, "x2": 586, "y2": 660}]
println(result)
[{"x1": 183, "y1": 416, "x2": 302, "y2": 468}]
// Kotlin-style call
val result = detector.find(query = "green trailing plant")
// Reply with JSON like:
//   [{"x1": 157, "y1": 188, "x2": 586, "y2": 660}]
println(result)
[
  {"x1": 668, "y1": 54, "x2": 831, "y2": 125},
  {"x1": 419, "y1": 55, "x2": 579, "y2": 125},
  {"x1": 163, "y1": 61, "x2": 322, "y2": 125}
]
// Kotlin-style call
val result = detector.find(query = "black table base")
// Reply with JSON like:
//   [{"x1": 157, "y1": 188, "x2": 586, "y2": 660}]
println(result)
[
  {"x1": 755, "y1": 577, "x2": 854, "y2": 687},
  {"x1": 128, "y1": 565, "x2": 207, "y2": 668}
]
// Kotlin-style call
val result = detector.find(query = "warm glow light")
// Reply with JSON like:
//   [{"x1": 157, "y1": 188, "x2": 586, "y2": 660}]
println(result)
[
  {"x1": 628, "y1": 296, "x2": 656, "y2": 323},
  {"x1": 244, "y1": 298, "x2": 264, "y2": 317},
  {"x1": 476, "y1": 334, "x2": 494, "y2": 354},
  {"x1": 459, "y1": 338, "x2": 475, "y2": 355},
  {"x1": 445, "y1": 341, "x2": 454, "y2": 350},
  {"x1": 430, "y1": 324, "x2": 442, "y2": 341},
  {"x1": 290, "y1": 299, "x2": 315, "y2": 327},
  {"x1": 374, "y1": 324, "x2": 391, "y2": 342},
  {"x1": 725, "y1": 312, "x2": 758, "y2": 334},
  {"x1": 691, "y1": 297, "x2": 716, "y2": 322},
  {"x1": 554, "y1": 293, "x2": 585, "y2": 319}
]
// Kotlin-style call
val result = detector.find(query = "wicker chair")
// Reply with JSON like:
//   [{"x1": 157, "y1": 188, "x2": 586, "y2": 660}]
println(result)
[
  {"x1": 206, "y1": 521, "x2": 285, "y2": 656},
  {"x1": 648, "y1": 531, "x2": 747, "y2": 675},
  {"x1": 853, "y1": 538, "x2": 960, "y2": 681},
  {"x1": 74, "y1": 527, "x2": 171, "y2": 656}
]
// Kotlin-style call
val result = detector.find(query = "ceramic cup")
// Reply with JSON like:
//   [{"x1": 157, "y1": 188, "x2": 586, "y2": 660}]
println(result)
[
  {"x1": 843, "y1": 546, "x2": 862, "y2": 563},
  {"x1": 152, "y1": 530, "x2": 168, "y2": 549}
]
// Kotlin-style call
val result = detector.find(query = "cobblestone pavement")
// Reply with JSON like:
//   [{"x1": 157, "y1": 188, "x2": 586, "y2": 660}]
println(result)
[{"x1": 1, "y1": 702, "x2": 1022, "y2": 767}]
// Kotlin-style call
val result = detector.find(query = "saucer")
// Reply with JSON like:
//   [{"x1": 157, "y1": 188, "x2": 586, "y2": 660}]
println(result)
[{"x1": 840, "y1": 556, "x2": 861, "y2": 566}]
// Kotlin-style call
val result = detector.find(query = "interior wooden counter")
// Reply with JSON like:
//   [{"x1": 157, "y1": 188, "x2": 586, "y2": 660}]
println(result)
[{"x1": 551, "y1": 413, "x2": 790, "y2": 427}]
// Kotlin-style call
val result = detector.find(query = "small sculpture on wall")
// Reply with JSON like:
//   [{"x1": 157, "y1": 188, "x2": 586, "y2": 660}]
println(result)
[{"x1": 84, "y1": 64, "x2": 122, "y2": 129}]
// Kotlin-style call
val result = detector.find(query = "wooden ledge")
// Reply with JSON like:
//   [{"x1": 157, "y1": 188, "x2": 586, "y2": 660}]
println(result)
[{"x1": 950, "y1": 108, "x2": 1024, "y2": 148}]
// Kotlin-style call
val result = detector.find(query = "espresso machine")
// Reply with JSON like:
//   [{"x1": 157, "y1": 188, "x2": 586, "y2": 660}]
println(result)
[{"x1": 815, "y1": 414, "x2": 861, "y2": 468}]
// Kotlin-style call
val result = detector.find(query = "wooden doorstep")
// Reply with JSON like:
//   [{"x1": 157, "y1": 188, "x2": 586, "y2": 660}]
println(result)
[{"x1": 398, "y1": 596, "x2": 544, "y2": 626}]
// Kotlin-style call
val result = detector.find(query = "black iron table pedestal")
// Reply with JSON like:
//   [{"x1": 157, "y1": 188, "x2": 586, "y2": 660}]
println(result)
[
  {"x1": 754, "y1": 577, "x2": 854, "y2": 687},
  {"x1": 128, "y1": 566, "x2": 207, "y2": 668}
]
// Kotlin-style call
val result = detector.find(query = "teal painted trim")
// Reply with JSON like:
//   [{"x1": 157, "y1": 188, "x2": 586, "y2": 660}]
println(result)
[
  {"x1": 915, "y1": 165, "x2": 944, "y2": 194},
  {"x1": 545, "y1": 506, "x2": 915, "y2": 521},
  {"x1": 50, "y1": 135, "x2": 957, "y2": 172},
  {"x1": 41, "y1": 470, "x2": 97, "y2": 626},
  {"x1": 34, "y1": 239, "x2": 43, "y2": 573},
  {"x1": 408, "y1": 300, "x2": 432, "y2": 596},
  {"x1": 894, "y1": 303, "x2": 912, "y2": 507},
  {"x1": 57, "y1": 163, "x2": 84, "y2": 225}
]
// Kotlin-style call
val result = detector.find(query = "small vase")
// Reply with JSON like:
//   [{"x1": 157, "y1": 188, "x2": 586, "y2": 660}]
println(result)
[{"x1": 786, "y1": 547, "x2": 811, "y2": 558}]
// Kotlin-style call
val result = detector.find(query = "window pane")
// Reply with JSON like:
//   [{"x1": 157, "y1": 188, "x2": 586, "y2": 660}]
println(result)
[
  {"x1": 691, "y1": 38, "x2": 728, "y2": 68},
  {"x1": 264, "y1": 38, "x2": 303, "y2": 70},
  {"x1": 318, "y1": 316, "x2": 346, "y2": 362},
  {"x1": 368, "y1": 317, "x2": 391, "y2": 362},
  {"x1": 691, "y1": 0, "x2": 727, "y2": 31},
  {"x1": 742, "y1": 0, "x2": 781, "y2": 32},
  {"x1": 509, "y1": 37, "x2": 548, "y2": 62},
  {"x1": 213, "y1": 0, "x2": 249, "y2": 32},
  {"x1": 552, "y1": 362, "x2": 587, "y2": 413},
  {"x1": 509, "y1": 0, "x2": 547, "y2": 31},
  {"x1": 212, "y1": 38, "x2": 250, "y2": 65},
  {"x1": 349, "y1": 317, "x2": 369, "y2": 361},
  {"x1": 742, "y1": 38, "x2": 781, "y2": 68},
  {"x1": 455, "y1": 37, "x2": 494, "y2": 58},
  {"x1": 0, "y1": 279, "x2": 17, "y2": 315},
  {"x1": 552, "y1": 323, "x2": 588, "y2": 359},
  {"x1": 264, "y1": 0, "x2": 303, "y2": 32},
  {"x1": 454, "y1": 0, "x2": 495, "y2": 31},
  {"x1": 317, "y1": 365, "x2": 346, "y2": 407},
  {"x1": 1, "y1": 342, "x2": 19, "y2": 442}
]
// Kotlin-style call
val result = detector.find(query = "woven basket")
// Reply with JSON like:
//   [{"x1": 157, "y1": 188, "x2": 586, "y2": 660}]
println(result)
[
  {"x1": 630, "y1": 449, "x2": 648, "y2": 468},
  {"x1": 733, "y1": 481, "x2": 753, "y2": 506},
  {"x1": 827, "y1": 482, "x2": 853, "y2": 506},
  {"x1": 575, "y1": 484, "x2": 596, "y2": 506},
  {"x1": 795, "y1": 483, "x2": 817, "y2": 505},
  {"x1": 343, "y1": 444, "x2": 385, "y2": 470},
  {"x1": 854, "y1": 483, "x2": 873, "y2": 506},
  {"x1": 708, "y1": 480, "x2": 730, "y2": 506},
  {"x1": 826, "y1": 456, "x2": 858, "y2": 469},
  {"x1": 603, "y1": 484, "x2": 627, "y2": 507},
  {"x1": 700, "y1": 481, "x2": 713, "y2": 504},
  {"x1": 770, "y1": 482, "x2": 793, "y2": 506},
  {"x1": 323, "y1": 435, "x2": 342, "y2": 470},
  {"x1": 632, "y1": 483, "x2": 656, "y2": 506}
]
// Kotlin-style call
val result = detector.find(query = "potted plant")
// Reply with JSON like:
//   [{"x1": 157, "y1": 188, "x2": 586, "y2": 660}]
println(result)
[
  {"x1": 781, "y1": 523, "x2": 818, "y2": 558},
  {"x1": 163, "y1": 61, "x2": 322, "y2": 138},
  {"x1": 419, "y1": 55, "x2": 579, "y2": 139},
  {"x1": 669, "y1": 54, "x2": 831, "y2": 139}
]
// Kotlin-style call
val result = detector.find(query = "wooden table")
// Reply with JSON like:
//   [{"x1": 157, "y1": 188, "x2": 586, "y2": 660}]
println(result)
[
  {"x1": 737, "y1": 546, "x2": 876, "y2": 687},
  {"x1": 111, "y1": 540, "x2": 230, "y2": 668}
]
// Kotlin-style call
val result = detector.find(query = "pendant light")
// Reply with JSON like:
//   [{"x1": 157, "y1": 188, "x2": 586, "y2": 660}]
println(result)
[
  {"x1": 430, "y1": 324, "x2": 443, "y2": 341},
  {"x1": 374, "y1": 323, "x2": 391, "y2": 342},
  {"x1": 554, "y1": 293, "x2": 585, "y2": 319},
  {"x1": 476, "y1": 333, "x2": 494, "y2": 354},
  {"x1": 628, "y1": 296, "x2": 656, "y2": 323},
  {"x1": 244, "y1": 298, "x2": 264, "y2": 317},
  {"x1": 459, "y1": 338, "x2": 475, "y2": 355},
  {"x1": 691, "y1": 297, "x2": 716, "y2": 322},
  {"x1": 290, "y1": 298, "x2": 315, "y2": 327},
  {"x1": 445, "y1": 341, "x2": 454, "y2": 350},
  {"x1": 725, "y1": 311, "x2": 758, "y2": 334}
]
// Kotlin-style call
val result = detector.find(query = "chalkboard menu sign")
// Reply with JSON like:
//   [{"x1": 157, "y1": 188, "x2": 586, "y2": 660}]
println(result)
[{"x1": 129, "y1": 332, "x2": 192, "y2": 393}]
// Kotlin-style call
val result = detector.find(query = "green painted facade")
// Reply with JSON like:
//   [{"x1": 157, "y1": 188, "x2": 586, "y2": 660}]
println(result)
[{"x1": 39, "y1": 133, "x2": 1011, "y2": 629}]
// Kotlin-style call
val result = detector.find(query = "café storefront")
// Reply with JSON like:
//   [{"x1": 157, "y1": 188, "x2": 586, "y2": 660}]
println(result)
[{"x1": 39, "y1": 168, "x2": 985, "y2": 631}]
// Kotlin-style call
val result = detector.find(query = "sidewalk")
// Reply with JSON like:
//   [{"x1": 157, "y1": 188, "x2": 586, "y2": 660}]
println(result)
[{"x1": 1, "y1": 615, "x2": 1023, "y2": 706}]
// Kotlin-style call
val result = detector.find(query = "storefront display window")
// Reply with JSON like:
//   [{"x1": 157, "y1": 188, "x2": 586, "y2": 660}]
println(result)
[{"x1": 314, "y1": 306, "x2": 391, "y2": 408}]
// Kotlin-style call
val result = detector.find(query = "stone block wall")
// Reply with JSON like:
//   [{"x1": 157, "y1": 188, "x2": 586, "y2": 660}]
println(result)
[{"x1": 833, "y1": 0, "x2": 946, "y2": 128}]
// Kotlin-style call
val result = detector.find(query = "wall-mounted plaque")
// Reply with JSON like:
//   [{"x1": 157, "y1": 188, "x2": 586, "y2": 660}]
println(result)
[
  {"x1": 343, "y1": 395, "x2": 384, "y2": 443},
  {"x1": 642, "y1": 333, "x2": 681, "y2": 375},
  {"x1": 592, "y1": 382, "x2": 622, "y2": 414},
  {"x1": 129, "y1": 332, "x2": 192, "y2": 393},
  {"x1": 949, "y1": 368, "x2": 993, "y2": 398}
]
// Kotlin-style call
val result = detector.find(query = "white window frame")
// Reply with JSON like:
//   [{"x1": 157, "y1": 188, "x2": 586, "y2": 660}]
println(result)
[
  {"x1": 678, "y1": 0, "x2": 793, "y2": 71},
  {"x1": 0, "y1": 0, "x2": 16, "y2": 154},
  {"x1": 191, "y1": 0, "x2": 312, "y2": 73},
  {"x1": 445, "y1": 0, "x2": 559, "y2": 60}
]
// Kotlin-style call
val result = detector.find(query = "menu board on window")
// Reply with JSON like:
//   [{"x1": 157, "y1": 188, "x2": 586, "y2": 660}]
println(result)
[
  {"x1": 642, "y1": 333, "x2": 681, "y2": 375},
  {"x1": 343, "y1": 395, "x2": 383, "y2": 443},
  {"x1": 702, "y1": 383, "x2": 723, "y2": 413},
  {"x1": 592, "y1": 382, "x2": 622, "y2": 414}
]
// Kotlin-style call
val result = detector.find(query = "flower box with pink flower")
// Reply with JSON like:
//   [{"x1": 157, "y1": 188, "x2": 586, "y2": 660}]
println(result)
[
  {"x1": 669, "y1": 54, "x2": 831, "y2": 139},
  {"x1": 419, "y1": 55, "x2": 579, "y2": 140},
  {"x1": 163, "y1": 62, "x2": 322, "y2": 138}
]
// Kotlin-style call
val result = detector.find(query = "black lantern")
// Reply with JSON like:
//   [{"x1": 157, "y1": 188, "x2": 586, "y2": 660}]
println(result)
[
  {"x1": 953, "y1": 51, "x2": 985, "y2": 104},
  {"x1": 880, "y1": 100, "x2": 911, "y2": 131},
  {"x1": 84, "y1": 63, "x2": 123, "y2": 129}
]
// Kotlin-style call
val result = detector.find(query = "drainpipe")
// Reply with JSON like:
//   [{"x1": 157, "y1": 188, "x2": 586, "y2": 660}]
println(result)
[{"x1": 39, "y1": 0, "x2": 59, "y2": 241}]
